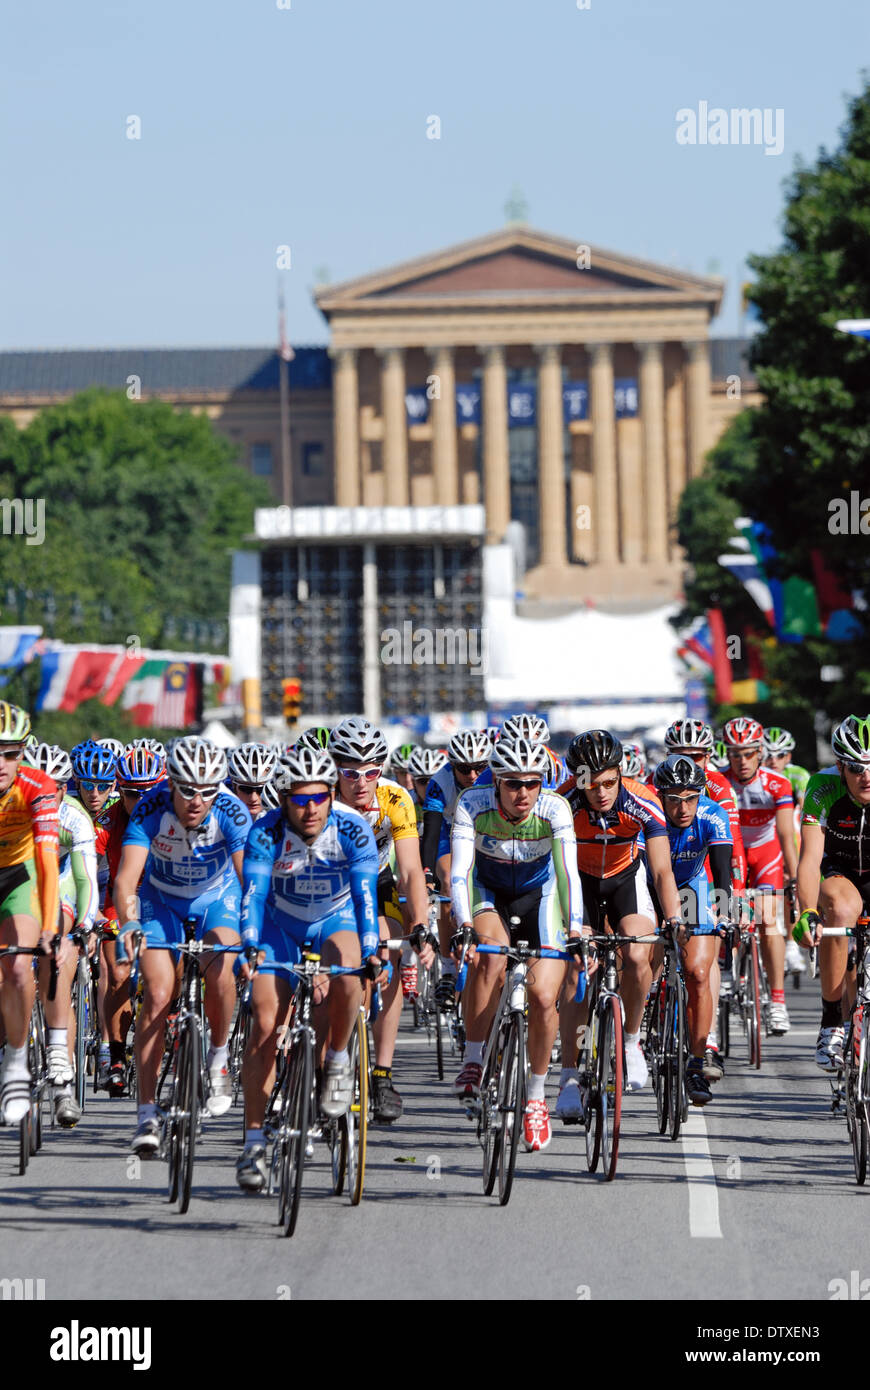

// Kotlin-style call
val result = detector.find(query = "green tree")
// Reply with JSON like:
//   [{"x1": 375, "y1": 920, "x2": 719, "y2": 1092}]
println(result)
[
  {"x1": 0, "y1": 389, "x2": 270, "y2": 646},
  {"x1": 676, "y1": 77, "x2": 870, "y2": 753}
]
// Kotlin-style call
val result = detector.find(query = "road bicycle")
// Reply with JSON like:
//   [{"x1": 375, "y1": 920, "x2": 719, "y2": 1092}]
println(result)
[
  {"x1": 457, "y1": 928, "x2": 577, "y2": 1207},
  {"x1": 717, "y1": 899, "x2": 769, "y2": 1070},
  {"x1": 69, "y1": 923, "x2": 101, "y2": 1111},
  {"x1": 821, "y1": 919, "x2": 870, "y2": 1184},
  {"x1": 645, "y1": 920, "x2": 694, "y2": 1142},
  {"x1": 576, "y1": 931, "x2": 655, "y2": 1178},
  {"x1": 0, "y1": 942, "x2": 58, "y2": 1174},
  {"x1": 128, "y1": 923, "x2": 241, "y2": 1214},
  {"x1": 263, "y1": 949, "x2": 377, "y2": 1237}
]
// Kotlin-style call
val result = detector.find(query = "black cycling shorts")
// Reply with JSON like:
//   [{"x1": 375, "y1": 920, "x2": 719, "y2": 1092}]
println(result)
[{"x1": 579, "y1": 859, "x2": 656, "y2": 932}]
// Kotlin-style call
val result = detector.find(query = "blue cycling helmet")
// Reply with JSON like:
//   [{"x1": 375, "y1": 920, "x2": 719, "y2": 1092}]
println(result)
[{"x1": 71, "y1": 738, "x2": 117, "y2": 781}]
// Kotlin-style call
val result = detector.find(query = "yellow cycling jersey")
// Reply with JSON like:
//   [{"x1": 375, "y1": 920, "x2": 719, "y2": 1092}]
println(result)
[{"x1": 360, "y1": 781, "x2": 419, "y2": 873}]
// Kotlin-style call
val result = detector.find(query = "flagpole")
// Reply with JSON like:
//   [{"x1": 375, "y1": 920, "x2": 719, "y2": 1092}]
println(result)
[{"x1": 278, "y1": 277, "x2": 294, "y2": 506}]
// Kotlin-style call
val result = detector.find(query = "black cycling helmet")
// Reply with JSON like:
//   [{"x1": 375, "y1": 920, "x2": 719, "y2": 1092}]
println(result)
[
  {"x1": 653, "y1": 753, "x2": 705, "y2": 794},
  {"x1": 565, "y1": 729, "x2": 623, "y2": 777}
]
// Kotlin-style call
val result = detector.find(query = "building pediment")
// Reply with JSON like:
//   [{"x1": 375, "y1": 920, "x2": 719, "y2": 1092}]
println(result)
[{"x1": 315, "y1": 225, "x2": 723, "y2": 317}]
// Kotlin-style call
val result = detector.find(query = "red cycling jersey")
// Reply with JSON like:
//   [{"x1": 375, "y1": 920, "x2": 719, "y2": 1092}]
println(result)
[
  {"x1": 95, "y1": 799, "x2": 131, "y2": 922},
  {"x1": 705, "y1": 767, "x2": 746, "y2": 889}
]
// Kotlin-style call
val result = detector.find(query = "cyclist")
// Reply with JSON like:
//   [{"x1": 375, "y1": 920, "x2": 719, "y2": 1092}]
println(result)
[
  {"x1": 330, "y1": 716, "x2": 431, "y2": 1122},
  {"x1": 794, "y1": 715, "x2": 870, "y2": 1070},
  {"x1": 94, "y1": 745, "x2": 166, "y2": 1094},
  {"x1": 622, "y1": 740, "x2": 647, "y2": 780},
  {"x1": 556, "y1": 729, "x2": 682, "y2": 1111},
  {"x1": 763, "y1": 725, "x2": 810, "y2": 979},
  {"x1": 663, "y1": 717, "x2": 746, "y2": 1078},
  {"x1": 723, "y1": 716, "x2": 796, "y2": 1035},
  {"x1": 70, "y1": 740, "x2": 118, "y2": 823},
  {"x1": 450, "y1": 736, "x2": 584, "y2": 1151},
  {"x1": 114, "y1": 737, "x2": 251, "y2": 1155},
  {"x1": 652, "y1": 754, "x2": 733, "y2": 1106},
  {"x1": 227, "y1": 743, "x2": 278, "y2": 822},
  {"x1": 0, "y1": 703, "x2": 61, "y2": 1124},
  {"x1": 22, "y1": 743, "x2": 99, "y2": 1127},
  {"x1": 236, "y1": 745, "x2": 383, "y2": 1191},
  {"x1": 420, "y1": 731, "x2": 491, "y2": 1010},
  {"x1": 387, "y1": 742, "x2": 419, "y2": 793},
  {"x1": 295, "y1": 726, "x2": 331, "y2": 754}
]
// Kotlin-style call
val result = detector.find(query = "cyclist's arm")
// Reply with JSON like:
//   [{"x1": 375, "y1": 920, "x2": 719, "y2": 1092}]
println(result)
[
  {"x1": 239, "y1": 824, "x2": 275, "y2": 949},
  {"x1": 796, "y1": 822, "x2": 824, "y2": 916},
  {"x1": 68, "y1": 843, "x2": 99, "y2": 929},
  {"x1": 550, "y1": 803, "x2": 584, "y2": 936},
  {"x1": 707, "y1": 843, "x2": 733, "y2": 900},
  {"x1": 113, "y1": 844, "x2": 149, "y2": 927},
  {"x1": 775, "y1": 804, "x2": 798, "y2": 879},
  {"x1": 420, "y1": 809, "x2": 444, "y2": 874},
  {"x1": 231, "y1": 848, "x2": 245, "y2": 884},
  {"x1": 348, "y1": 863, "x2": 380, "y2": 959},
  {"x1": 394, "y1": 835, "x2": 429, "y2": 927},
  {"x1": 32, "y1": 790, "x2": 61, "y2": 937},
  {"x1": 645, "y1": 834, "x2": 682, "y2": 921},
  {"x1": 449, "y1": 797, "x2": 475, "y2": 928}
]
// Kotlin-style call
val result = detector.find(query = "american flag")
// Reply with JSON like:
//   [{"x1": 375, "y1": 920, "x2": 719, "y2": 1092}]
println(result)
[{"x1": 154, "y1": 662, "x2": 188, "y2": 727}]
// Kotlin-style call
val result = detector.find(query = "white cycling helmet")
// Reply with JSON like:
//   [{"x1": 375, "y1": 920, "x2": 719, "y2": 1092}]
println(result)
[
  {"x1": 490, "y1": 737, "x2": 551, "y2": 779},
  {"x1": 21, "y1": 742, "x2": 72, "y2": 783},
  {"x1": 408, "y1": 747, "x2": 448, "y2": 779},
  {"x1": 621, "y1": 748, "x2": 644, "y2": 778},
  {"x1": 831, "y1": 715, "x2": 870, "y2": 766},
  {"x1": 763, "y1": 726, "x2": 796, "y2": 757},
  {"x1": 501, "y1": 713, "x2": 549, "y2": 744},
  {"x1": 273, "y1": 746, "x2": 338, "y2": 790},
  {"x1": 447, "y1": 730, "x2": 492, "y2": 766},
  {"x1": 229, "y1": 742, "x2": 278, "y2": 786},
  {"x1": 328, "y1": 716, "x2": 388, "y2": 766},
  {"x1": 664, "y1": 719, "x2": 714, "y2": 752},
  {"x1": 167, "y1": 737, "x2": 227, "y2": 787},
  {"x1": 261, "y1": 782, "x2": 281, "y2": 811},
  {"x1": 97, "y1": 737, "x2": 126, "y2": 758}
]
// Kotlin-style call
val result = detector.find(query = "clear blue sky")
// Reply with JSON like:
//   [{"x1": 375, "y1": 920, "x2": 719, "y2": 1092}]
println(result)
[{"x1": 2, "y1": 0, "x2": 867, "y2": 349}]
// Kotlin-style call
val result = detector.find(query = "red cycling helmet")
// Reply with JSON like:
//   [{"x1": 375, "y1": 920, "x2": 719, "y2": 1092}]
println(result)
[{"x1": 722, "y1": 716, "x2": 764, "y2": 750}]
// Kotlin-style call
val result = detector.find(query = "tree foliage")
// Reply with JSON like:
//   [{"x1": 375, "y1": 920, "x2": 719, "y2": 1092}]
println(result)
[{"x1": 677, "y1": 77, "x2": 870, "y2": 747}]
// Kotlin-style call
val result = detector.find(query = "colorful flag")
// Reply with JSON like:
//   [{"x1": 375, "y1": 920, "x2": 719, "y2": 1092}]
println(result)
[
  {"x1": 717, "y1": 518, "x2": 776, "y2": 628},
  {"x1": 0, "y1": 627, "x2": 43, "y2": 687},
  {"x1": 37, "y1": 648, "x2": 117, "y2": 711},
  {"x1": 99, "y1": 650, "x2": 146, "y2": 705},
  {"x1": 120, "y1": 659, "x2": 169, "y2": 726},
  {"x1": 708, "y1": 607, "x2": 733, "y2": 704}
]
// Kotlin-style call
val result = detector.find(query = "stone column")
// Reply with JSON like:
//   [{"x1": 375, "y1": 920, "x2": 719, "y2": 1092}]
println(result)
[
  {"x1": 428, "y1": 346, "x2": 459, "y2": 506},
  {"x1": 589, "y1": 343, "x2": 619, "y2": 565},
  {"x1": 535, "y1": 344, "x2": 567, "y2": 568},
  {"x1": 665, "y1": 352, "x2": 687, "y2": 560},
  {"x1": 685, "y1": 339, "x2": 712, "y2": 479},
  {"x1": 379, "y1": 346, "x2": 409, "y2": 506},
  {"x1": 330, "y1": 347, "x2": 359, "y2": 507},
  {"x1": 482, "y1": 345, "x2": 510, "y2": 544},
  {"x1": 638, "y1": 342, "x2": 668, "y2": 564}
]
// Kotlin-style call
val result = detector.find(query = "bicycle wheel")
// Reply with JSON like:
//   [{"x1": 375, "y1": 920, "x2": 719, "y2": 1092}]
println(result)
[
  {"x1": 174, "y1": 1023, "x2": 200, "y2": 1214},
  {"x1": 578, "y1": 1011, "x2": 601, "y2": 1172},
  {"x1": 667, "y1": 980, "x2": 686, "y2": 1142},
  {"x1": 653, "y1": 980, "x2": 669, "y2": 1135},
  {"x1": 481, "y1": 1039, "x2": 502, "y2": 1195},
  {"x1": 279, "y1": 1040, "x2": 312, "y2": 1237},
  {"x1": 744, "y1": 936, "x2": 763, "y2": 1070},
  {"x1": 719, "y1": 984, "x2": 731, "y2": 1058},
  {"x1": 18, "y1": 1112, "x2": 29, "y2": 1175},
  {"x1": 73, "y1": 959, "x2": 89, "y2": 1111},
  {"x1": 497, "y1": 1015, "x2": 525, "y2": 1206},
  {"x1": 599, "y1": 996, "x2": 624, "y2": 1181},
  {"x1": 346, "y1": 1008, "x2": 368, "y2": 1206},
  {"x1": 846, "y1": 1013, "x2": 868, "y2": 1185}
]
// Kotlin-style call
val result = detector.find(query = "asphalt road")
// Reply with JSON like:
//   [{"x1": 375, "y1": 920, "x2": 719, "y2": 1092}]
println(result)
[{"x1": 1, "y1": 973, "x2": 866, "y2": 1303}]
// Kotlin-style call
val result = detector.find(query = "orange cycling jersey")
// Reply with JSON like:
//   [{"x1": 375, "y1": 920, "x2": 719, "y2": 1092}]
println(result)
[
  {"x1": 558, "y1": 774, "x2": 668, "y2": 879},
  {"x1": 0, "y1": 766, "x2": 60, "y2": 931}
]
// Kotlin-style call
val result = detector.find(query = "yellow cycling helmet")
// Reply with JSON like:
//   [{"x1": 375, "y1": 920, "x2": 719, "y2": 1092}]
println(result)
[{"x1": 0, "y1": 701, "x2": 32, "y2": 744}]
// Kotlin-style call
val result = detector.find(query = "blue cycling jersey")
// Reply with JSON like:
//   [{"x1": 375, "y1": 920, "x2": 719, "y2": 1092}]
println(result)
[
  {"x1": 240, "y1": 804, "x2": 380, "y2": 958},
  {"x1": 122, "y1": 786, "x2": 251, "y2": 898},
  {"x1": 661, "y1": 795, "x2": 731, "y2": 887}
]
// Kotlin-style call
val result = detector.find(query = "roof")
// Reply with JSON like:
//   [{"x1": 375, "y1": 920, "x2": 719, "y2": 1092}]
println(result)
[
  {"x1": 0, "y1": 347, "x2": 331, "y2": 397},
  {"x1": 316, "y1": 225, "x2": 725, "y2": 316}
]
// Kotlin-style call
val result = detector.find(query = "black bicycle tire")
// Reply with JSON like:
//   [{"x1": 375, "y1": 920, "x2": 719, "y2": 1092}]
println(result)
[
  {"x1": 847, "y1": 1023, "x2": 868, "y2": 1185},
  {"x1": 655, "y1": 981, "x2": 670, "y2": 1135},
  {"x1": 348, "y1": 1007, "x2": 368, "y2": 1206},
  {"x1": 497, "y1": 1015, "x2": 524, "y2": 1206},
  {"x1": 481, "y1": 1041, "x2": 502, "y2": 1195},
  {"x1": 746, "y1": 936, "x2": 763, "y2": 1070},
  {"x1": 73, "y1": 960, "x2": 88, "y2": 1111},
  {"x1": 600, "y1": 996, "x2": 624, "y2": 1180},
  {"x1": 668, "y1": 979, "x2": 686, "y2": 1141},
  {"x1": 280, "y1": 1038, "x2": 312, "y2": 1237},
  {"x1": 18, "y1": 1112, "x2": 29, "y2": 1174}
]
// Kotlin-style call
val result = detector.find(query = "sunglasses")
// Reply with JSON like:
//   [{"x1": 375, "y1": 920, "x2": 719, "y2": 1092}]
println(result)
[
  {"x1": 0, "y1": 748, "x2": 23, "y2": 761},
  {"x1": 728, "y1": 749, "x2": 759, "y2": 757},
  {"x1": 453, "y1": 762, "x2": 488, "y2": 776},
  {"x1": 586, "y1": 776, "x2": 619, "y2": 791},
  {"x1": 233, "y1": 782, "x2": 265, "y2": 795},
  {"x1": 843, "y1": 760, "x2": 870, "y2": 777},
  {"x1": 663, "y1": 792, "x2": 700, "y2": 804},
  {"x1": 119, "y1": 785, "x2": 144, "y2": 797},
  {"x1": 337, "y1": 767, "x2": 380, "y2": 782},
  {"x1": 501, "y1": 778, "x2": 542, "y2": 792},
  {"x1": 173, "y1": 782, "x2": 221, "y2": 801},
  {"x1": 78, "y1": 779, "x2": 114, "y2": 792},
  {"x1": 283, "y1": 790, "x2": 331, "y2": 807}
]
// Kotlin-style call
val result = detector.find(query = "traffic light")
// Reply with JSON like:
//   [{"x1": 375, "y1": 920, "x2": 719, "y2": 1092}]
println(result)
[{"x1": 282, "y1": 677, "x2": 302, "y2": 723}]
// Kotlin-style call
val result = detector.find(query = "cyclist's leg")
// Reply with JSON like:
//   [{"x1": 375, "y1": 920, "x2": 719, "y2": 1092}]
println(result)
[
  {"x1": 198, "y1": 880, "x2": 242, "y2": 1051},
  {"x1": 133, "y1": 889, "x2": 181, "y2": 1106},
  {"x1": 681, "y1": 878, "x2": 718, "y2": 1055},
  {"x1": 371, "y1": 891, "x2": 403, "y2": 1070},
  {"x1": 319, "y1": 926, "x2": 362, "y2": 1054},
  {"x1": 242, "y1": 969, "x2": 293, "y2": 1131},
  {"x1": 818, "y1": 874, "x2": 860, "y2": 1009},
  {"x1": 0, "y1": 864, "x2": 42, "y2": 1048},
  {"x1": 462, "y1": 907, "x2": 509, "y2": 1047},
  {"x1": 747, "y1": 845, "x2": 785, "y2": 994},
  {"x1": 524, "y1": 883, "x2": 568, "y2": 1076},
  {"x1": 39, "y1": 901, "x2": 76, "y2": 1059},
  {"x1": 558, "y1": 870, "x2": 599, "y2": 1068}
]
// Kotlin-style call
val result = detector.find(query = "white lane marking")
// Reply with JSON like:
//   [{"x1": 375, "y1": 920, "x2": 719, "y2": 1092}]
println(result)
[{"x1": 681, "y1": 1108, "x2": 723, "y2": 1239}]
